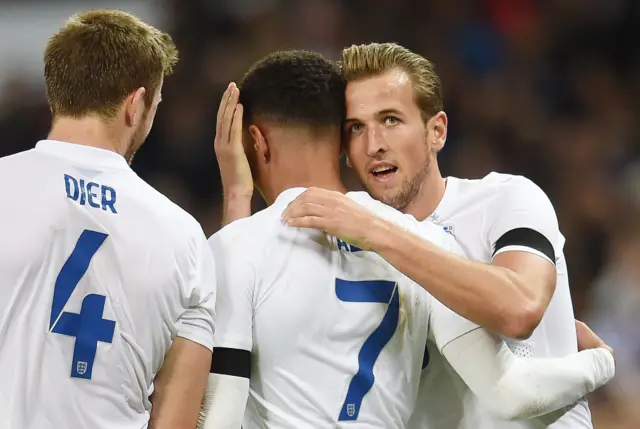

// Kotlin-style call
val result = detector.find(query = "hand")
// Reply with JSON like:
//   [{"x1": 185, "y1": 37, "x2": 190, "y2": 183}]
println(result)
[
  {"x1": 575, "y1": 319, "x2": 614, "y2": 360},
  {"x1": 282, "y1": 187, "x2": 384, "y2": 251},
  {"x1": 215, "y1": 82, "x2": 253, "y2": 199}
]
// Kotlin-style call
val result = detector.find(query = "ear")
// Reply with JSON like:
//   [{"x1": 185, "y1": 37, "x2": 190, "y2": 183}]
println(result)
[
  {"x1": 124, "y1": 87, "x2": 147, "y2": 127},
  {"x1": 248, "y1": 124, "x2": 270, "y2": 164},
  {"x1": 429, "y1": 111, "x2": 448, "y2": 152},
  {"x1": 345, "y1": 155, "x2": 352, "y2": 168}
]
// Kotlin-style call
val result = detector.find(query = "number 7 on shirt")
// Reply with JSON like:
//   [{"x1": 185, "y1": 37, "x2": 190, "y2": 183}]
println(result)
[{"x1": 335, "y1": 278, "x2": 400, "y2": 421}]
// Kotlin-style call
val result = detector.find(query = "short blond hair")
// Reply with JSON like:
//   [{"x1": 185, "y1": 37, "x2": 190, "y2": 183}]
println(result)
[
  {"x1": 341, "y1": 42, "x2": 443, "y2": 119},
  {"x1": 44, "y1": 9, "x2": 178, "y2": 119}
]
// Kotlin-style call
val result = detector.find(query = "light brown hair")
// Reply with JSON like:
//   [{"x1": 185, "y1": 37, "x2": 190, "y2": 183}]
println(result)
[
  {"x1": 44, "y1": 9, "x2": 178, "y2": 119},
  {"x1": 341, "y1": 42, "x2": 443, "y2": 119}
]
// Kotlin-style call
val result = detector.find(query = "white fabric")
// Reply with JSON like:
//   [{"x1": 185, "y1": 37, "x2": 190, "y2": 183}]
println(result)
[
  {"x1": 208, "y1": 187, "x2": 477, "y2": 429},
  {"x1": 0, "y1": 140, "x2": 217, "y2": 429},
  {"x1": 199, "y1": 374, "x2": 250, "y2": 429},
  {"x1": 441, "y1": 327, "x2": 615, "y2": 421},
  {"x1": 409, "y1": 172, "x2": 590, "y2": 429}
]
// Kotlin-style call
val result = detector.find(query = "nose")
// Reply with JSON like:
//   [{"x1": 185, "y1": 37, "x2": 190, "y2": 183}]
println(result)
[{"x1": 365, "y1": 125, "x2": 387, "y2": 157}]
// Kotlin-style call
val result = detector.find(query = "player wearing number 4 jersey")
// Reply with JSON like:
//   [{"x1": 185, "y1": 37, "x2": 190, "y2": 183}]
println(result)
[
  {"x1": 199, "y1": 50, "x2": 614, "y2": 429},
  {"x1": 0, "y1": 11, "x2": 215, "y2": 429}
]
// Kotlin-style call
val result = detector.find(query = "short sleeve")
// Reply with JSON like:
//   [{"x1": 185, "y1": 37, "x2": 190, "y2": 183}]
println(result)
[
  {"x1": 175, "y1": 232, "x2": 217, "y2": 351},
  {"x1": 485, "y1": 176, "x2": 561, "y2": 265},
  {"x1": 207, "y1": 228, "x2": 256, "y2": 352}
]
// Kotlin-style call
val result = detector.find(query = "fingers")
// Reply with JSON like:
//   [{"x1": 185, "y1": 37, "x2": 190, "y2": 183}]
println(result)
[
  {"x1": 216, "y1": 83, "x2": 234, "y2": 133},
  {"x1": 230, "y1": 104, "x2": 243, "y2": 149},
  {"x1": 283, "y1": 200, "x2": 325, "y2": 221},
  {"x1": 285, "y1": 216, "x2": 326, "y2": 229},
  {"x1": 216, "y1": 83, "x2": 239, "y2": 148},
  {"x1": 290, "y1": 188, "x2": 333, "y2": 208}
]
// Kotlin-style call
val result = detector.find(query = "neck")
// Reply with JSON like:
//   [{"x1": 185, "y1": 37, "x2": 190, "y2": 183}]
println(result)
[
  {"x1": 48, "y1": 116, "x2": 127, "y2": 156},
  {"x1": 260, "y1": 150, "x2": 347, "y2": 205},
  {"x1": 402, "y1": 159, "x2": 446, "y2": 221}
]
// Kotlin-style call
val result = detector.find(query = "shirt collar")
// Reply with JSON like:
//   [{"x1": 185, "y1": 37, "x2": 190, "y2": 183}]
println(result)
[
  {"x1": 35, "y1": 140, "x2": 131, "y2": 171},
  {"x1": 428, "y1": 176, "x2": 459, "y2": 221},
  {"x1": 273, "y1": 187, "x2": 308, "y2": 207}
]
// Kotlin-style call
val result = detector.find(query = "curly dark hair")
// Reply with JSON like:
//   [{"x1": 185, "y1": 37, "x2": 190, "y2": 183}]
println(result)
[{"x1": 239, "y1": 50, "x2": 346, "y2": 132}]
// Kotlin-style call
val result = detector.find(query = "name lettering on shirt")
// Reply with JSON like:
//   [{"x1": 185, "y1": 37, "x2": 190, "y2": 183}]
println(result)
[{"x1": 64, "y1": 173, "x2": 117, "y2": 214}]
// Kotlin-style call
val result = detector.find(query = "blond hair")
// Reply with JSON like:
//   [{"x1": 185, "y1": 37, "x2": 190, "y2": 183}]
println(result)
[
  {"x1": 44, "y1": 9, "x2": 178, "y2": 119},
  {"x1": 341, "y1": 42, "x2": 443, "y2": 119}
]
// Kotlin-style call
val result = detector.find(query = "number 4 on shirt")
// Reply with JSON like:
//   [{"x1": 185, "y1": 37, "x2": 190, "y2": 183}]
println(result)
[
  {"x1": 335, "y1": 278, "x2": 400, "y2": 421},
  {"x1": 49, "y1": 229, "x2": 116, "y2": 380}
]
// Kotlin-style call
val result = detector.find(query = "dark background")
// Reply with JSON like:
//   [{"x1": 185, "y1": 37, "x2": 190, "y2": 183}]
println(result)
[{"x1": 1, "y1": 0, "x2": 638, "y2": 426}]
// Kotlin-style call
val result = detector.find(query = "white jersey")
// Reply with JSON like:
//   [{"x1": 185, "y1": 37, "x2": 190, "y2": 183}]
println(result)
[
  {"x1": 0, "y1": 140, "x2": 217, "y2": 429},
  {"x1": 209, "y1": 187, "x2": 478, "y2": 429},
  {"x1": 408, "y1": 172, "x2": 589, "y2": 429}
]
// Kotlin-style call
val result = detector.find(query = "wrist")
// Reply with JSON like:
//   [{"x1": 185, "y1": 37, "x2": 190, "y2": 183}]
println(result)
[
  {"x1": 222, "y1": 189, "x2": 253, "y2": 225},
  {"x1": 365, "y1": 217, "x2": 394, "y2": 253},
  {"x1": 223, "y1": 186, "x2": 253, "y2": 201}
]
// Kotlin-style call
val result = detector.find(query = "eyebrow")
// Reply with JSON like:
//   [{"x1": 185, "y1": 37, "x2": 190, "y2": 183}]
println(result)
[{"x1": 345, "y1": 108, "x2": 404, "y2": 123}]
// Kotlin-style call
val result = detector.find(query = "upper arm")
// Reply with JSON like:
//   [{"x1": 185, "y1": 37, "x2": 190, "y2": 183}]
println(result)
[
  {"x1": 150, "y1": 337, "x2": 212, "y2": 429},
  {"x1": 486, "y1": 177, "x2": 560, "y2": 311},
  {"x1": 207, "y1": 229, "x2": 256, "y2": 377},
  {"x1": 175, "y1": 231, "x2": 218, "y2": 352}
]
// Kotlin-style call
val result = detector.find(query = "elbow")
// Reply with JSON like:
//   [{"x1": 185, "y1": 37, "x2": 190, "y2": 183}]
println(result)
[
  {"x1": 484, "y1": 390, "x2": 541, "y2": 421},
  {"x1": 486, "y1": 403, "x2": 531, "y2": 422},
  {"x1": 500, "y1": 302, "x2": 545, "y2": 340}
]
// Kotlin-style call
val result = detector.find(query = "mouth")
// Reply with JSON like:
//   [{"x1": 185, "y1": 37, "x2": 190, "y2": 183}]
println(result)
[{"x1": 369, "y1": 164, "x2": 398, "y2": 182}]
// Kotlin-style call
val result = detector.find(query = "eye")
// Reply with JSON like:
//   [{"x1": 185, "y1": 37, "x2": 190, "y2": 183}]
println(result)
[
  {"x1": 348, "y1": 123, "x2": 363, "y2": 133},
  {"x1": 384, "y1": 116, "x2": 400, "y2": 126}
]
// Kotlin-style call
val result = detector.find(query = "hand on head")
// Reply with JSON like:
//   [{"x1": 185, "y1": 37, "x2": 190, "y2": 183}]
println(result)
[{"x1": 215, "y1": 83, "x2": 253, "y2": 199}]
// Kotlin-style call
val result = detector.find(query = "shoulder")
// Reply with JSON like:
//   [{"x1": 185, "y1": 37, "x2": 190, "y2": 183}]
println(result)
[
  {"x1": 348, "y1": 191, "x2": 457, "y2": 248},
  {"x1": 478, "y1": 173, "x2": 554, "y2": 217},
  {"x1": 209, "y1": 204, "x2": 287, "y2": 259},
  {"x1": 479, "y1": 172, "x2": 547, "y2": 197},
  {"x1": 347, "y1": 191, "x2": 420, "y2": 231},
  {"x1": 123, "y1": 179, "x2": 209, "y2": 261},
  {"x1": 0, "y1": 149, "x2": 40, "y2": 175},
  {"x1": 450, "y1": 172, "x2": 544, "y2": 198},
  {"x1": 132, "y1": 177, "x2": 203, "y2": 232},
  {"x1": 450, "y1": 172, "x2": 553, "y2": 215}
]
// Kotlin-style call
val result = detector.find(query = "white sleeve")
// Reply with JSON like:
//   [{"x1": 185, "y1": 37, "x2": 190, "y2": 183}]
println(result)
[
  {"x1": 175, "y1": 232, "x2": 217, "y2": 351},
  {"x1": 441, "y1": 328, "x2": 616, "y2": 421},
  {"x1": 485, "y1": 176, "x2": 561, "y2": 264},
  {"x1": 207, "y1": 228, "x2": 255, "y2": 352},
  {"x1": 198, "y1": 373, "x2": 249, "y2": 429}
]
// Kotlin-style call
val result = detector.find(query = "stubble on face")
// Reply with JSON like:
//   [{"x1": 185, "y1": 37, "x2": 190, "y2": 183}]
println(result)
[{"x1": 367, "y1": 138, "x2": 432, "y2": 212}]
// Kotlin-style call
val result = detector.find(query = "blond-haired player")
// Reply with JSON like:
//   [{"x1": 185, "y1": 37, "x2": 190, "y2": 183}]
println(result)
[
  {"x1": 0, "y1": 10, "x2": 216, "y2": 429},
  {"x1": 284, "y1": 42, "x2": 603, "y2": 429},
  {"x1": 205, "y1": 50, "x2": 614, "y2": 429}
]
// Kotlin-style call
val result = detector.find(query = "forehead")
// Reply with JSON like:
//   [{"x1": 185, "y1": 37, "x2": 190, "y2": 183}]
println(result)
[{"x1": 345, "y1": 69, "x2": 415, "y2": 117}]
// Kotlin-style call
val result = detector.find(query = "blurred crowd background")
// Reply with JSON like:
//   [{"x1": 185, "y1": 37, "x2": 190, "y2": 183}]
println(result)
[{"x1": 0, "y1": 0, "x2": 638, "y2": 426}]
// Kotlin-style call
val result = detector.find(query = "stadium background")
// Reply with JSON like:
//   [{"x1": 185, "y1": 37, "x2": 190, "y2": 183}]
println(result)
[{"x1": 0, "y1": 0, "x2": 638, "y2": 426}]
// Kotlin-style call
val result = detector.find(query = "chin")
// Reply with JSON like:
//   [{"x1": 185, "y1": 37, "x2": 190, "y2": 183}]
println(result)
[{"x1": 366, "y1": 185, "x2": 394, "y2": 205}]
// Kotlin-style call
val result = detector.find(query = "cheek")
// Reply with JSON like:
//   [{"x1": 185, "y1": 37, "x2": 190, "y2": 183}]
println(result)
[
  {"x1": 345, "y1": 140, "x2": 365, "y2": 170},
  {"x1": 394, "y1": 130, "x2": 428, "y2": 165}
]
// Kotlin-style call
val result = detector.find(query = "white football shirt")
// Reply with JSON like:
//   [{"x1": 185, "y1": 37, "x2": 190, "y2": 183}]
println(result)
[
  {"x1": 0, "y1": 140, "x2": 217, "y2": 429},
  {"x1": 209, "y1": 187, "x2": 478, "y2": 429},
  {"x1": 408, "y1": 172, "x2": 590, "y2": 429}
]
